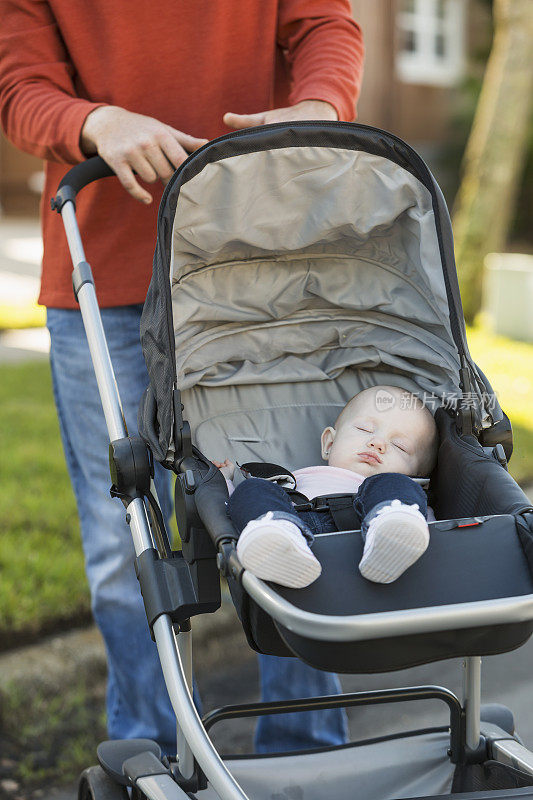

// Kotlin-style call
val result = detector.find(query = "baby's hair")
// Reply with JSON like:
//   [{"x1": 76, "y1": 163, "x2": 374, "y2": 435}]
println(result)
[{"x1": 335, "y1": 386, "x2": 439, "y2": 477}]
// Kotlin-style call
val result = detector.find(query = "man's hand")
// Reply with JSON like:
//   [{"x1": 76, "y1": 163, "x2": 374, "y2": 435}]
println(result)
[
  {"x1": 81, "y1": 106, "x2": 208, "y2": 204},
  {"x1": 223, "y1": 99, "x2": 338, "y2": 131},
  {"x1": 212, "y1": 458, "x2": 235, "y2": 481}
]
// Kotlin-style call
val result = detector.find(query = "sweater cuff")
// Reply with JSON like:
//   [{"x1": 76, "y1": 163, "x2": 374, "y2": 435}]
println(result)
[
  {"x1": 61, "y1": 99, "x2": 108, "y2": 163},
  {"x1": 290, "y1": 87, "x2": 356, "y2": 123}
]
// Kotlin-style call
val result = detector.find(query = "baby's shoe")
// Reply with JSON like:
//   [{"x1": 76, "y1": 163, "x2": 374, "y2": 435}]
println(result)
[
  {"x1": 237, "y1": 512, "x2": 322, "y2": 588},
  {"x1": 358, "y1": 499, "x2": 429, "y2": 584}
]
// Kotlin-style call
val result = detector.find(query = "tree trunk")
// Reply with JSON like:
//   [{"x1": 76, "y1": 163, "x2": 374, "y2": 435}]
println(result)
[{"x1": 452, "y1": 0, "x2": 533, "y2": 322}]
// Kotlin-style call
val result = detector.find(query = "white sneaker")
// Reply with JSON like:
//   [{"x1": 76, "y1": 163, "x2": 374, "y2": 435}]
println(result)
[
  {"x1": 358, "y1": 500, "x2": 429, "y2": 584},
  {"x1": 236, "y1": 512, "x2": 322, "y2": 588}
]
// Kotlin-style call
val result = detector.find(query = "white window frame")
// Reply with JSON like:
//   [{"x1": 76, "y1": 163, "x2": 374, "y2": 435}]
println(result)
[{"x1": 396, "y1": 0, "x2": 466, "y2": 87}]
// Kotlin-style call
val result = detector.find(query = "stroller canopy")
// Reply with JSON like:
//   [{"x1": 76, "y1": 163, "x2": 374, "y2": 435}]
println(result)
[{"x1": 140, "y1": 123, "x2": 489, "y2": 467}]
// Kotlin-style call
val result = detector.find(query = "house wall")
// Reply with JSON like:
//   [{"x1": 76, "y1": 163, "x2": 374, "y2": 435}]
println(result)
[
  {"x1": 350, "y1": 0, "x2": 397, "y2": 131},
  {"x1": 352, "y1": 0, "x2": 450, "y2": 144},
  {"x1": 352, "y1": 0, "x2": 492, "y2": 147}
]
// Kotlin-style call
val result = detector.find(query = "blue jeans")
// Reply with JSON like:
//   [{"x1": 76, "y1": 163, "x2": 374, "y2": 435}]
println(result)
[
  {"x1": 47, "y1": 305, "x2": 348, "y2": 754},
  {"x1": 228, "y1": 473, "x2": 427, "y2": 541}
]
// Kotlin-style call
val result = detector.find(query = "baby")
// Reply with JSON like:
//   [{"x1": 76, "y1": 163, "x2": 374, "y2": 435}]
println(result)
[{"x1": 214, "y1": 386, "x2": 438, "y2": 587}]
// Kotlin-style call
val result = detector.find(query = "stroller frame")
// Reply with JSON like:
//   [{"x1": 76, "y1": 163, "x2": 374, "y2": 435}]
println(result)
[{"x1": 53, "y1": 150, "x2": 533, "y2": 800}]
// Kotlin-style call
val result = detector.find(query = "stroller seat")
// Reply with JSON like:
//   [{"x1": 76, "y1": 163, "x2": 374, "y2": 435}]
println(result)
[
  {"x1": 241, "y1": 515, "x2": 533, "y2": 673},
  {"x1": 137, "y1": 119, "x2": 533, "y2": 674}
]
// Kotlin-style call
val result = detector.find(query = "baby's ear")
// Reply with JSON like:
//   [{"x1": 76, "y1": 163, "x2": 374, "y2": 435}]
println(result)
[{"x1": 321, "y1": 427, "x2": 336, "y2": 461}]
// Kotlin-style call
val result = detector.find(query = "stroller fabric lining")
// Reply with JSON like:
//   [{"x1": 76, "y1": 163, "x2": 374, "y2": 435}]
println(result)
[
  {"x1": 140, "y1": 125, "x2": 495, "y2": 464},
  {"x1": 170, "y1": 148, "x2": 459, "y2": 396},
  {"x1": 196, "y1": 730, "x2": 455, "y2": 800},
  {"x1": 169, "y1": 146, "x2": 470, "y2": 466},
  {"x1": 183, "y1": 377, "x2": 424, "y2": 470}
]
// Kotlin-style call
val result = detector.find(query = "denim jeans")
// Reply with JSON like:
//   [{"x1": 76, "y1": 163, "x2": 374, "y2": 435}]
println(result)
[
  {"x1": 47, "y1": 305, "x2": 348, "y2": 754},
  {"x1": 228, "y1": 472, "x2": 427, "y2": 542}
]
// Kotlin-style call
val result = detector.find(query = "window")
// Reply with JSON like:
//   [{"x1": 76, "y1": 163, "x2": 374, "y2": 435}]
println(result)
[{"x1": 396, "y1": 0, "x2": 466, "y2": 86}]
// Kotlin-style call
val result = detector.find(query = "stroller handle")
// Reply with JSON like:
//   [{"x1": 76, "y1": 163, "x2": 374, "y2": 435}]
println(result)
[{"x1": 51, "y1": 156, "x2": 115, "y2": 213}]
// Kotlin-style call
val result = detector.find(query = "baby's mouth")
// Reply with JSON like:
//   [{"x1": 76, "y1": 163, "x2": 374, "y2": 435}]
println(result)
[{"x1": 357, "y1": 452, "x2": 382, "y2": 465}]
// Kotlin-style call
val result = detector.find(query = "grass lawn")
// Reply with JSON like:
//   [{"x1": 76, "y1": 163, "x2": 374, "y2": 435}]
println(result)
[
  {"x1": 0, "y1": 327, "x2": 532, "y2": 644},
  {"x1": 0, "y1": 361, "x2": 89, "y2": 646},
  {"x1": 467, "y1": 324, "x2": 533, "y2": 486}
]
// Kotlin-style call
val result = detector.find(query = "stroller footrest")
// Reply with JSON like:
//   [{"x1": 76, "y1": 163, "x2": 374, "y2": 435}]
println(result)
[
  {"x1": 97, "y1": 739, "x2": 162, "y2": 786},
  {"x1": 123, "y1": 751, "x2": 171, "y2": 783}
]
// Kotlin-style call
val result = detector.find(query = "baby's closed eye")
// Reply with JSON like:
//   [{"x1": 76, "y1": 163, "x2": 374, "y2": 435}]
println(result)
[{"x1": 392, "y1": 440, "x2": 411, "y2": 453}]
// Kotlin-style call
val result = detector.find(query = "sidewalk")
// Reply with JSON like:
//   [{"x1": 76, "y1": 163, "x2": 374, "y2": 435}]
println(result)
[{"x1": 0, "y1": 217, "x2": 50, "y2": 362}]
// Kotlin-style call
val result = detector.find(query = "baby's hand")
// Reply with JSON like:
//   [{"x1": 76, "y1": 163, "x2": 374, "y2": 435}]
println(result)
[{"x1": 212, "y1": 458, "x2": 235, "y2": 480}]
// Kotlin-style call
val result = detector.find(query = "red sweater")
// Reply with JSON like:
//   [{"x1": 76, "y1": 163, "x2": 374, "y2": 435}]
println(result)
[{"x1": 0, "y1": 0, "x2": 364, "y2": 308}]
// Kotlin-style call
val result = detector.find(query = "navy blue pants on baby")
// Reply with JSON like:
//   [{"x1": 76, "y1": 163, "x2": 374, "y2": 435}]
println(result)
[{"x1": 228, "y1": 472, "x2": 427, "y2": 541}]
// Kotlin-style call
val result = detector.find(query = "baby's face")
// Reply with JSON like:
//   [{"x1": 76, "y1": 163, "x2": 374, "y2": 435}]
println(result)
[{"x1": 321, "y1": 394, "x2": 431, "y2": 478}]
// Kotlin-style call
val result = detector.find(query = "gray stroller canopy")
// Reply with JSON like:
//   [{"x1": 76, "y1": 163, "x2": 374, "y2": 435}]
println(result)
[{"x1": 140, "y1": 123, "x2": 491, "y2": 468}]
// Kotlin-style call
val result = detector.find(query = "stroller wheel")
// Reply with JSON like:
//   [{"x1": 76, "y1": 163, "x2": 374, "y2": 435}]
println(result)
[{"x1": 78, "y1": 765, "x2": 129, "y2": 800}]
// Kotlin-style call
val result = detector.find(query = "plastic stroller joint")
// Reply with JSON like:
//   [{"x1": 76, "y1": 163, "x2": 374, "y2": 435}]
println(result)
[
  {"x1": 50, "y1": 185, "x2": 76, "y2": 213},
  {"x1": 135, "y1": 549, "x2": 220, "y2": 636},
  {"x1": 480, "y1": 415, "x2": 514, "y2": 463},
  {"x1": 457, "y1": 358, "x2": 478, "y2": 437},
  {"x1": 170, "y1": 761, "x2": 208, "y2": 793},
  {"x1": 109, "y1": 436, "x2": 153, "y2": 508},
  {"x1": 460, "y1": 736, "x2": 488, "y2": 765},
  {"x1": 216, "y1": 541, "x2": 242, "y2": 580},
  {"x1": 172, "y1": 389, "x2": 192, "y2": 464},
  {"x1": 72, "y1": 261, "x2": 95, "y2": 302},
  {"x1": 122, "y1": 750, "x2": 171, "y2": 783}
]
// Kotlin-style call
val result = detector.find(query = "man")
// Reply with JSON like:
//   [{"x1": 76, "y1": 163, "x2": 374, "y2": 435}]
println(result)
[{"x1": 0, "y1": 0, "x2": 363, "y2": 754}]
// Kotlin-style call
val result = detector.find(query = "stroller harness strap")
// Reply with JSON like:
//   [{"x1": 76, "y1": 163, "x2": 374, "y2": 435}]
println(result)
[
  {"x1": 238, "y1": 461, "x2": 360, "y2": 532},
  {"x1": 292, "y1": 493, "x2": 360, "y2": 532}
]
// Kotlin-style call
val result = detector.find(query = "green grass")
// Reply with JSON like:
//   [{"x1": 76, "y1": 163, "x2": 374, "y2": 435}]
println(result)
[
  {"x1": 0, "y1": 361, "x2": 89, "y2": 645},
  {"x1": 1, "y1": 674, "x2": 107, "y2": 789},
  {"x1": 0, "y1": 327, "x2": 531, "y2": 643},
  {"x1": 467, "y1": 323, "x2": 533, "y2": 485}
]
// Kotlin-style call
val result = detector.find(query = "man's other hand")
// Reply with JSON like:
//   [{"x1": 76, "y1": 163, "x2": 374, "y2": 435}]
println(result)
[
  {"x1": 223, "y1": 100, "x2": 338, "y2": 131},
  {"x1": 81, "y1": 106, "x2": 208, "y2": 204}
]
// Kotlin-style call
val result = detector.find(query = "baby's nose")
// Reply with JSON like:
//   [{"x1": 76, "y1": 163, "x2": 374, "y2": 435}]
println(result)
[{"x1": 368, "y1": 437, "x2": 386, "y2": 453}]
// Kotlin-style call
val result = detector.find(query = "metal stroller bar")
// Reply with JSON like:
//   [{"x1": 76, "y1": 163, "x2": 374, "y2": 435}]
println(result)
[
  {"x1": 155, "y1": 616, "x2": 249, "y2": 800},
  {"x1": 463, "y1": 657, "x2": 482, "y2": 751},
  {"x1": 61, "y1": 202, "x2": 127, "y2": 444},
  {"x1": 241, "y1": 564, "x2": 533, "y2": 641},
  {"x1": 176, "y1": 630, "x2": 195, "y2": 781},
  {"x1": 55, "y1": 185, "x2": 251, "y2": 800}
]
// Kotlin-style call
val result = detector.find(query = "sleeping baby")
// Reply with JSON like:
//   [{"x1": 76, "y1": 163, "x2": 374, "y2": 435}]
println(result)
[{"x1": 214, "y1": 385, "x2": 438, "y2": 587}]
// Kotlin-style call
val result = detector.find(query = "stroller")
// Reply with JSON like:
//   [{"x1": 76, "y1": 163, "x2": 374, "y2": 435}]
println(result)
[{"x1": 52, "y1": 122, "x2": 533, "y2": 800}]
